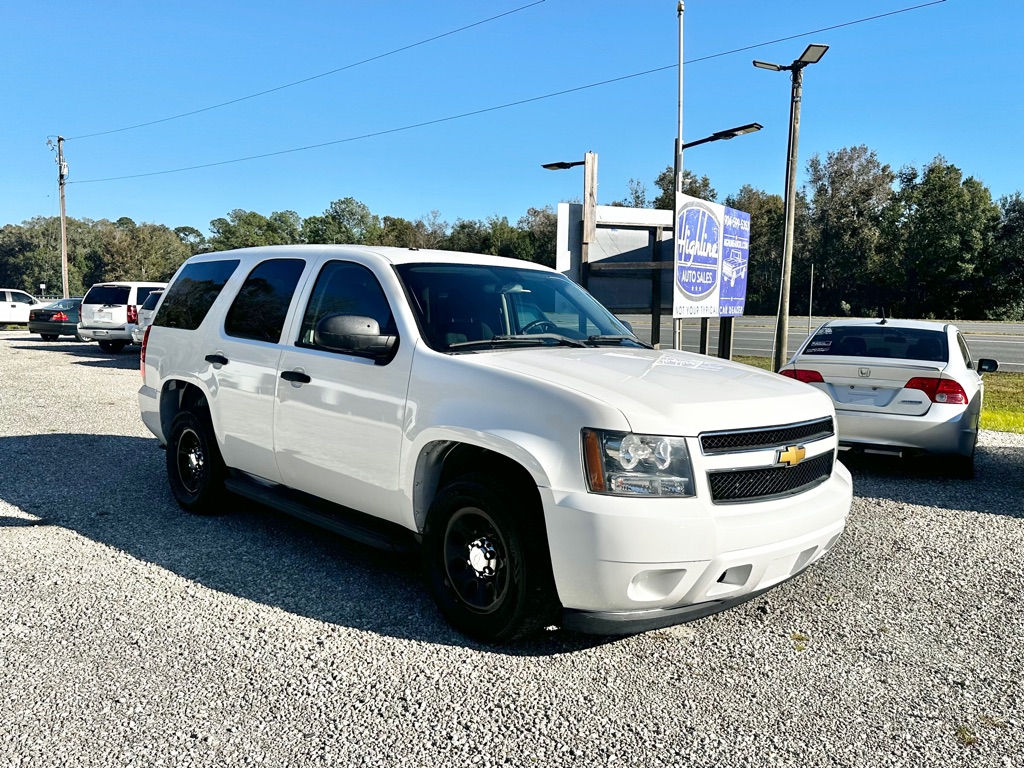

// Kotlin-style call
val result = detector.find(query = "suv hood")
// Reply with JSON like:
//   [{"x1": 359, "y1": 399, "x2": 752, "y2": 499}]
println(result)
[{"x1": 465, "y1": 347, "x2": 834, "y2": 435}]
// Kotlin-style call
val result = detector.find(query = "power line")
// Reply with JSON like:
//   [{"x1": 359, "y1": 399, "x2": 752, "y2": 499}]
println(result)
[
  {"x1": 66, "y1": 0, "x2": 546, "y2": 141},
  {"x1": 71, "y1": 0, "x2": 946, "y2": 185}
]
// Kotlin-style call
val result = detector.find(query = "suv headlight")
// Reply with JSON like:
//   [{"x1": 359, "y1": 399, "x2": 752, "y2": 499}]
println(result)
[{"x1": 582, "y1": 429, "x2": 695, "y2": 497}]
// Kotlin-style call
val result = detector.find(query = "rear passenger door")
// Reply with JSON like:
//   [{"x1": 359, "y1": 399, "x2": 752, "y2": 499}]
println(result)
[
  {"x1": 273, "y1": 258, "x2": 411, "y2": 524},
  {"x1": 0, "y1": 291, "x2": 9, "y2": 323},
  {"x1": 206, "y1": 257, "x2": 311, "y2": 483}
]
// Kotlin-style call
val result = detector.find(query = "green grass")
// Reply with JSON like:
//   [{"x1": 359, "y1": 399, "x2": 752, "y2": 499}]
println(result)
[
  {"x1": 731, "y1": 356, "x2": 1024, "y2": 434},
  {"x1": 980, "y1": 371, "x2": 1024, "y2": 433}
]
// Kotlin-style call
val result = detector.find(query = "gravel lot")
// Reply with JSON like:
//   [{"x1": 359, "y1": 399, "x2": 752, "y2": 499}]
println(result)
[{"x1": 1, "y1": 329, "x2": 1021, "y2": 767}]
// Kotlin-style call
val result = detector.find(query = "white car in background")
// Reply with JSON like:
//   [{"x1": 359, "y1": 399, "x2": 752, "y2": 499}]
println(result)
[
  {"x1": 0, "y1": 289, "x2": 43, "y2": 325},
  {"x1": 79, "y1": 281, "x2": 166, "y2": 352},
  {"x1": 779, "y1": 318, "x2": 998, "y2": 477},
  {"x1": 131, "y1": 288, "x2": 164, "y2": 343}
]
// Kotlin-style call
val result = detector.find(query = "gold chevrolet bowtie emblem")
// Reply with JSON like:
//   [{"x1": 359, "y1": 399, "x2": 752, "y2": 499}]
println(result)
[{"x1": 778, "y1": 445, "x2": 806, "y2": 467}]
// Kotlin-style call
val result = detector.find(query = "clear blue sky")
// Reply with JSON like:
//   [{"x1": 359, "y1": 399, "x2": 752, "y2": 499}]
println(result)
[{"x1": 4, "y1": 0, "x2": 1021, "y2": 234}]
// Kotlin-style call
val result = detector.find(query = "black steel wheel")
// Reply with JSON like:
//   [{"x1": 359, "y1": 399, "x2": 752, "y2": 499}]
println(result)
[
  {"x1": 423, "y1": 474, "x2": 558, "y2": 643},
  {"x1": 166, "y1": 409, "x2": 226, "y2": 514}
]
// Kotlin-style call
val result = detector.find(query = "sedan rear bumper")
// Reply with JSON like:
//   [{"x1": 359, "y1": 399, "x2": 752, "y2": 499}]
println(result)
[{"x1": 836, "y1": 404, "x2": 978, "y2": 457}]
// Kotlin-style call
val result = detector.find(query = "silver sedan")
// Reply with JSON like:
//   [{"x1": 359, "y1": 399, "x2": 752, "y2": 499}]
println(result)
[{"x1": 778, "y1": 318, "x2": 998, "y2": 478}]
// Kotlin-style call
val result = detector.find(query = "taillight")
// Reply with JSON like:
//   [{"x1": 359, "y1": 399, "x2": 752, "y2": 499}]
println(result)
[
  {"x1": 140, "y1": 325, "x2": 151, "y2": 379},
  {"x1": 904, "y1": 377, "x2": 968, "y2": 404},
  {"x1": 127, "y1": 304, "x2": 138, "y2": 324},
  {"x1": 52, "y1": 312, "x2": 68, "y2": 322},
  {"x1": 780, "y1": 369, "x2": 825, "y2": 383}
]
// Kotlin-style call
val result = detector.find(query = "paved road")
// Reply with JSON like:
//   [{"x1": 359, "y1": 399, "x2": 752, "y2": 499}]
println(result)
[{"x1": 620, "y1": 315, "x2": 1024, "y2": 371}]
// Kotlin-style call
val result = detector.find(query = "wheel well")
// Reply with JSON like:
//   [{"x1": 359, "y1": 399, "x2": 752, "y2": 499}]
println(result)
[
  {"x1": 413, "y1": 442, "x2": 541, "y2": 533},
  {"x1": 160, "y1": 380, "x2": 210, "y2": 440}
]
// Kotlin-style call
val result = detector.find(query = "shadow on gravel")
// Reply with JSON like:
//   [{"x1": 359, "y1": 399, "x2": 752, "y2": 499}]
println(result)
[
  {"x1": 9, "y1": 340, "x2": 140, "y2": 370},
  {"x1": 0, "y1": 432, "x2": 613, "y2": 656},
  {"x1": 839, "y1": 445, "x2": 1024, "y2": 518}
]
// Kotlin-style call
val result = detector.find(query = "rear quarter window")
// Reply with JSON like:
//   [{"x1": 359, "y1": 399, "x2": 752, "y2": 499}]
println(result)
[
  {"x1": 136, "y1": 286, "x2": 162, "y2": 306},
  {"x1": 154, "y1": 260, "x2": 240, "y2": 331}
]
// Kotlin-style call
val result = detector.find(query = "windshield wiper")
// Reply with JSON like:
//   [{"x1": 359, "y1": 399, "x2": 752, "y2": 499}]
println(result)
[
  {"x1": 447, "y1": 334, "x2": 586, "y2": 352},
  {"x1": 586, "y1": 334, "x2": 653, "y2": 349}
]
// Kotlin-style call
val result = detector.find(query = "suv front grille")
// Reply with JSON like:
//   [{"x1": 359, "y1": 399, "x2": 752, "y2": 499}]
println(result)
[
  {"x1": 700, "y1": 417, "x2": 834, "y2": 455},
  {"x1": 708, "y1": 452, "x2": 833, "y2": 504}
]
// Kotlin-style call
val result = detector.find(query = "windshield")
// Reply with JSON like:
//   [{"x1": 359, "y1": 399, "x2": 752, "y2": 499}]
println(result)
[{"x1": 394, "y1": 263, "x2": 644, "y2": 352}]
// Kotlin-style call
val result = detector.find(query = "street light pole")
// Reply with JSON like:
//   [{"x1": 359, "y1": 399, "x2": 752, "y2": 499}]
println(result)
[
  {"x1": 541, "y1": 152, "x2": 597, "y2": 289},
  {"x1": 673, "y1": 1, "x2": 685, "y2": 350},
  {"x1": 754, "y1": 43, "x2": 828, "y2": 372}
]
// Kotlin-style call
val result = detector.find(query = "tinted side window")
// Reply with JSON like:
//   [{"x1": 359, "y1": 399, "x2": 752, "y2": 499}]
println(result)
[
  {"x1": 957, "y1": 333, "x2": 973, "y2": 368},
  {"x1": 136, "y1": 286, "x2": 162, "y2": 306},
  {"x1": 155, "y1": 260, "x2": 240, "y2": 331},
  {"x1": 141, "y1": 291, "x2": 163, "y2": 311},
  {"x1": 298, "y1": 261, "x2": 395, "y2": 348},
  {"x1": 11, "y1": 292, "x2": 35, "y2": 304},
  {"x1": 224, "y1": 259, "x2": 306, "y2": 343},
  {"x1": 84, "y1": 286, "x2": 131, "y2": 305}
]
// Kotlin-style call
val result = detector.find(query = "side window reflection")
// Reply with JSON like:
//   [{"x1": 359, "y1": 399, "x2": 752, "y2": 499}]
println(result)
[
  {"x1": 224, "y1": 259, "x2": 306, "y2": 342},
  {"x1": 298, "y1": 261, "x2": 396, "y2": 349}
]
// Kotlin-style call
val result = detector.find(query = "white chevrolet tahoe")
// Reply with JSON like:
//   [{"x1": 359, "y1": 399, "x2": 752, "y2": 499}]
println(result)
[{"x1": 139, "y1": 245, "x2": 852, "y2": 643}]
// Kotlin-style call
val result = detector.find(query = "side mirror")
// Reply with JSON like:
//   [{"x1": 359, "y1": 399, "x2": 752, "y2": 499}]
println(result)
[
  {"x1": 621, "y1": 320, "x2": 634, "y2": 333},
  {"x1": 314, "y1": 314, "x2": 397, "y2": 363},
  {"x1": 977, "y1": 358, "x2": 998, "y2": 374}
]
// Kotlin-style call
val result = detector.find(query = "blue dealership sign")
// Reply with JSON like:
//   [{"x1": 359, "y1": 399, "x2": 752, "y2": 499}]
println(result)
[{"x1": 673, "y1": 193, "x2": 750, "y2": 319}]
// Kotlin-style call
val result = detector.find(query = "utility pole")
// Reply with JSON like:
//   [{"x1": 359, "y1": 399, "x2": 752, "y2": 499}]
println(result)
[{"x1": 51, "y1": 136, "x2": 70, "y2": 299}]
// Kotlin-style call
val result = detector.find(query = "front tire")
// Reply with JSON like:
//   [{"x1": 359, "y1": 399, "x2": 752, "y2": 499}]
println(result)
[
  {"x1": 423, "y1": 474, "x2": 558, "y2": 643},
  {"x1": 166, "y1": 410, "x2": 226, "y2": 514},
  {"x1": 40, "y1": 334, "x2": 58, "y2": 342}
]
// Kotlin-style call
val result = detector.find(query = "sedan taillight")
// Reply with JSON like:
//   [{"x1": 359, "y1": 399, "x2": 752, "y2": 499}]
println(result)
[
  {"x1": 904, "y1": 377, "x2": 968, "y2": 404},
  {"x1": 780, "y1": 369, "x2": 825, "y2": 383}
]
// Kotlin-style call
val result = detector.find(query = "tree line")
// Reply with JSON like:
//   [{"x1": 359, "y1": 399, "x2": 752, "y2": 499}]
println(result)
[{"x1": 1, "y1": 144, "x2": 1021, "y2": 320}]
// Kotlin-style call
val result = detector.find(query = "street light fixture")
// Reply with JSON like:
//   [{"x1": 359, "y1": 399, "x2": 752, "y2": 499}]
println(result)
[
  {"x1": 754, "y1": 42, "x2": 829, "y2": 373},
  {"x1": 681, "y1": 122, "x2": 762, "y2": 151},
  {"x1": 542, "y1": 151, "x2": 598, "y2": 288}
]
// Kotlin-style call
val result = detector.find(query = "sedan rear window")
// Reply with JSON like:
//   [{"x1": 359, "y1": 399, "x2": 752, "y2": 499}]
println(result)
[
  {"x1": 83, "y1": 286, "x2": 131, "y2": 304},
  {"x1": 803, "y1": 326, "x2": 948, "y2": 362}
]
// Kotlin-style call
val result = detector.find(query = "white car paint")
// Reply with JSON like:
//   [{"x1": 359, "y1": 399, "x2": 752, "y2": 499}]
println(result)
[{"x1": 140, "y1": 245, "x2": 852, "y2": 633}]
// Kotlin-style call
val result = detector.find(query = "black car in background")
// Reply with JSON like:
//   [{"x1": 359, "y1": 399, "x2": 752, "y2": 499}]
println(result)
[{"x1": 28, "y1": 298, "x2": 85, "y2": 341}]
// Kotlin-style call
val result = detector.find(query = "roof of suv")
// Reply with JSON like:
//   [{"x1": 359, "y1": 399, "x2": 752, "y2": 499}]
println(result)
[{"x1": 182, "y1": 244, "x2": 554, "y2": 271}]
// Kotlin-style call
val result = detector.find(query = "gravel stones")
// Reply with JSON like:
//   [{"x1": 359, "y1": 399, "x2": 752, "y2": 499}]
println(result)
[{"x1": 1, "y1": 330, "x2": 1021, "y2": 766}]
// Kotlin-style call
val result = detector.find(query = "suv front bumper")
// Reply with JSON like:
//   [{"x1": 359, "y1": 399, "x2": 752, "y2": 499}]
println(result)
[{"x1": 540, "y1": 462, "x2": 852, "y2": 633}]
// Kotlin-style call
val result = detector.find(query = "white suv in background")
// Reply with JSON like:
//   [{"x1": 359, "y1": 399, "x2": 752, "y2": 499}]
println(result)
[
  {"x1": 0, "y1": 289, "x2": 43, "y2": 325},
  {"x1": 131, "y1": 289, "x2": 164, "y2": 343},
  {"x1": 139, "y1": 245, "x2": 852, "y2": 643},
  {"x1": 79, "y1": 281, "x2": 166, "y2": 352}
]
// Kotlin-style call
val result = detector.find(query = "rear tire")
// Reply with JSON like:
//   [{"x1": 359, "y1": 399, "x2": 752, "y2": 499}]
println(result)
[
  {"x1": 166, "y1": 409, "x2": 226, "y2": 514},
  {"x1": 422, "y1": 474, "x2": 559, "y2": 643},
  {"x1": 98, "y1": 340, "x2": 127, "y2": 353},
  {"x1": 947, "y1": 452, "x2": 975, "y2": 480}
]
